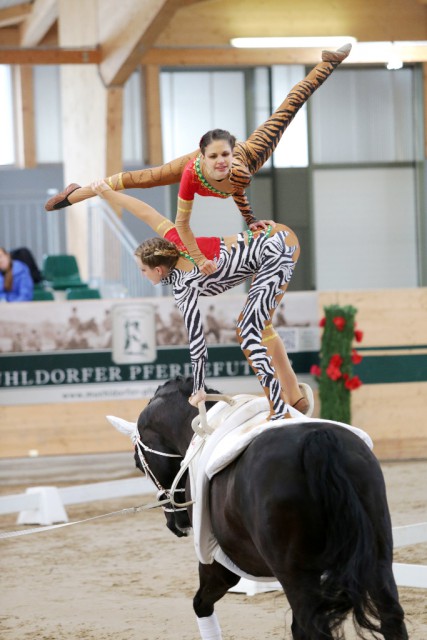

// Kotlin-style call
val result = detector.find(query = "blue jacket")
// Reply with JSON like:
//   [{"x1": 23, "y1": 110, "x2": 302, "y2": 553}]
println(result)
[{"x1": 0, "y1": 259, "x2": 34, "y2": 302}]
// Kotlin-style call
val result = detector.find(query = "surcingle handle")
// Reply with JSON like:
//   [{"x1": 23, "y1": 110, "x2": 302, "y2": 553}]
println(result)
[{"x1": 191, "y1": 395, "x2": 236, "y2": 437}]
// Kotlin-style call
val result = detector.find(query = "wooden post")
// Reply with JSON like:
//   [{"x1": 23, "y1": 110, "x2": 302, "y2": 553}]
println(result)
[
  {"x1": 58, "y1": 0, "x2": 111, "y2": 279},
  {"x1": 106, "y1": 87, "x2": 124, "y2": 179},
  {"x1": 13, "y1": 65, "x2": 36, "y2": 168},
  {"x1": 424, "y1": 63, "x2": 427, "y2": 160},
  {"x1": 144, "y1": 64, "x2": 163, "y2": 165}
]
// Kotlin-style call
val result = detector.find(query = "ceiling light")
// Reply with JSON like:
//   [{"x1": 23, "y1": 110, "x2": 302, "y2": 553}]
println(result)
[{"x1": 230, "y1": 36, "x2": 357, "y2": 49}]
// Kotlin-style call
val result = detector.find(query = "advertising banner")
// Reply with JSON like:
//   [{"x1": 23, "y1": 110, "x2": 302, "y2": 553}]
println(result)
[{"x1": 0, "y1": 292, "x2": 319, "y2": 405}]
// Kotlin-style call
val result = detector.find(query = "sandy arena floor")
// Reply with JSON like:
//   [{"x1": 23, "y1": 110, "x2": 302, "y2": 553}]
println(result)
[{"x1": 0, "y1": 454, "x2": 426, "y2": 640}]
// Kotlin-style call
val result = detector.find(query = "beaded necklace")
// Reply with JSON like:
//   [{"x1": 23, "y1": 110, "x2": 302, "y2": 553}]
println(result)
[
  {"x1": 247, "y1": 224, "x2": 273, "y2": 244},
  {"x1": 179, "y1": 250, "x2": 197, "y2": 266},
  {"x1": 194, "y1": 156, "x2": 230, "y2": 198}
]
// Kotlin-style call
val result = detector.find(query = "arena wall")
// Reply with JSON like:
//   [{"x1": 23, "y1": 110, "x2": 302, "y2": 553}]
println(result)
[
  {"x1": 0, "y1": 288, "x2": 426, "y2": 460},
  {"x1": 319, "y1": 288, "x2": 427, "y2": 460}
]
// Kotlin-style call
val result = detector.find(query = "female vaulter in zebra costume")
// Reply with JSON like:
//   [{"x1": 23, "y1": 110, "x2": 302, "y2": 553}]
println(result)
[
  {"x1": 91, "y1": 180, "x2": 303, "y2": 420},
  {"x1": 46, "y1": 44, "x2": 351, "y2": 266}
]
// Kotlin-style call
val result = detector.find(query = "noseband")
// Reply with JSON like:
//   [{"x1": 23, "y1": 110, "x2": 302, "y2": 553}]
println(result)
[
  {"x1": 134, "y1": 436, "x2": 188, "y2": 514},
  {"x1": 134, "y1": 394, "x2": 235, "y2": 513}
]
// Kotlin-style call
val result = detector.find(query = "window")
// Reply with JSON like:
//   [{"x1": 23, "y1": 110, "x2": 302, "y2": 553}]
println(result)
[
  {"x1": 34, "y1": 65, "x2": 62, "y2": 163},
  {"x1": 0, "y1": 65, "x2": 15, "y2": 166}
]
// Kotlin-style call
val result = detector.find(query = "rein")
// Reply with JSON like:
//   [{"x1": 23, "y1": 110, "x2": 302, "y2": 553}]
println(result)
[
  {"x1": 0, "y1": 394, "x2": 236, "y2": 540},
  {"x1": 136, "y1": 393, "x2": 236, "y2": 511},
  {"x1": 134, "y1": 437, "x2": 188, "y2": 514}
]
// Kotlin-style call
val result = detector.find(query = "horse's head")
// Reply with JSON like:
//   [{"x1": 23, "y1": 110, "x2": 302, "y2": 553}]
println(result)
[
  {"x1": 108, "y1": 376, "x2": 221, "y2": 538},
  {"x1": 134, "y1": 376, "x2": 220, "y2": 537}
]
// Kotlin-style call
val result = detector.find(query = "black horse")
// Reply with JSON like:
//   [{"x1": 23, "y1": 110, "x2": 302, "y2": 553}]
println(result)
[{"x1": 132, "y1": 376, "x2": 407, "y2": 640}]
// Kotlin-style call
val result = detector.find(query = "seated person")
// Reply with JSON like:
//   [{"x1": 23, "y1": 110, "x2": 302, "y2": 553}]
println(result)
[{"x1": 0, "y1": 247, "x2": 34, "y2": 302}]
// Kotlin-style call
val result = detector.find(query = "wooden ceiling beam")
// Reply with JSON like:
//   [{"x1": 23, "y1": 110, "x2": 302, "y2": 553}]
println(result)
[
  {"x1": 98, "y1": 0, "x2": 206, "y2": 86},
  {"x1": 0, "y1": 3, "x2": 32, "y2": 28},
  {"x1": 0, "y1": 26, "x2": 20, "y2": 46},
  {"x1": 20, "y1": 0, "x2": 58, "y2": 47},
  {"x1": 0, "y1": 47, "x2": 101, "y2": 65},
  {"x1": 141, "y1": 45, "x2": 427, "y2": 67}
]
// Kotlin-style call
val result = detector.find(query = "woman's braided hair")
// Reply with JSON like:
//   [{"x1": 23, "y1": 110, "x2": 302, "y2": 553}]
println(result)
[{"x1": 134, "y1": 237, "x2": 180, "y2": 270}]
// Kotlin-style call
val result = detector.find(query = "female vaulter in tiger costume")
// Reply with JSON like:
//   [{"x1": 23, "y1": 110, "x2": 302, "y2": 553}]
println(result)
[
  {"x1": 90, "y1": 179, "x2": 307, "y2": 420},
  {"x1": 46, "y1": 43, "x2": 351, "y2": 272}
]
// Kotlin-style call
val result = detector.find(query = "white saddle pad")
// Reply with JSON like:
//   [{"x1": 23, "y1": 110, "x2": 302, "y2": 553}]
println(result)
[{"x1": 185, "y1": 394, "x2": 373, "y2": 580}]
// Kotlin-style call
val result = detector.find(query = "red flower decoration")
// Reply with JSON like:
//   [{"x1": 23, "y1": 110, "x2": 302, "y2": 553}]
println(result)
[
  {"x1": 351, "y1": 349, "x2": 363, "y2": 365},
  {"x1": 326, "y1": 364, "x2": 342, "y2": 381},
  {"x1": 332, "y1": 316, "x2": 346, "y2": 331},
  {"x1": 310, "y1": 364, "x2": 321, "y2": 377},
  {"x1": 319, "y1": 317, "x2": 326, "y2": 327},
  {"x1": 329, "y1": 354, "x2": 343, "y2": 368},
  {"x1": 354, "y1": 329, "x2": 364, "y2": 343},
  {"x1": 344, "y1": 375, "x2": 363, "y2": 391}
]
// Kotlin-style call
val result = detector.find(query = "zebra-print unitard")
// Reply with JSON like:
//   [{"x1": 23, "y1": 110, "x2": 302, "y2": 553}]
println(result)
[{"x1": 162, "y1": 225, "x2": 299, "y2": 420}]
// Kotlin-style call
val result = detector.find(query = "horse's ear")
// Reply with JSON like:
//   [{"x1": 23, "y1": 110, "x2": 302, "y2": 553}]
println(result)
[{"x1": 106, "y1": 415, "x2": 139, "y2": 444}]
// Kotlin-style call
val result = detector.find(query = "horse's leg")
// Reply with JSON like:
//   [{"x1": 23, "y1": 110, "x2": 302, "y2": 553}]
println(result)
[
  {"x1": 368, "y1": 563, "x2": 408, "y2": 640},
  {"x1": 193, "y1": 562, "x2": 240, "y2": 640},
  {"x1": 279, "y1": 572, "x2": 334, "y2": 640}
]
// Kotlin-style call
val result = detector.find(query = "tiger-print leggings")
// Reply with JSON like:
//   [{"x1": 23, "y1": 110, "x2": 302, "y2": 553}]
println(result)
[{"x1": 62, "y1": 47, "x2": 349, "y2": 211}]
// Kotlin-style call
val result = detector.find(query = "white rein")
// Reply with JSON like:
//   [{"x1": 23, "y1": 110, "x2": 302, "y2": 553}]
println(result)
[{"x1": 137, "y1": 393, "x2": 235, "y2": 510}]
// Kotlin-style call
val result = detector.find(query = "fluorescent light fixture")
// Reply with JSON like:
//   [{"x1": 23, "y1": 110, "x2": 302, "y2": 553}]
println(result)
[
  {"x1": 395, "y1": 41, "x2": 427, "y2": 47},
  {"x1": 230, "y1": 36, "x2": 357, "y2": 49}
]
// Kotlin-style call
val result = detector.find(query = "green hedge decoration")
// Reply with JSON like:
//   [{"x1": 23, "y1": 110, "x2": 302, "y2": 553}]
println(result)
[{"x1": 311, "y1": 304, "x2": 363, "y2": 424}]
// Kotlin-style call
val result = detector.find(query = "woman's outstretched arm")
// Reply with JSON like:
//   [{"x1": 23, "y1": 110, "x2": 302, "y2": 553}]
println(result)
[{"x1": 91, "y1": 180, "x2": 171, "y2": 235}]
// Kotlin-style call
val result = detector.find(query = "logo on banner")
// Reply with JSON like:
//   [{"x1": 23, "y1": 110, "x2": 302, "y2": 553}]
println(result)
[{"x1": 112, "y1": 302, "x2": 156, "y2": 364}]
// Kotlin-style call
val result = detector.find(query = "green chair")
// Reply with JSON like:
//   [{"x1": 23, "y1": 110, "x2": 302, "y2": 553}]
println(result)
[
  {"x1": 32, "y1": 289, "x2": 55, "y2": 301},
  {"x1": 65, "y1": 287, "x2": 101, "y2": 300},
  {"x1": 42, "y1": 254, "x2": 88, "y2": 291}
]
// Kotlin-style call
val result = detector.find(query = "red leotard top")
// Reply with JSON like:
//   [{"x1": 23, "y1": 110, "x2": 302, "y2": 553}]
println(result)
[
  {"x1": 165, "y1": 227, "x2": 221, "y2": 261},
  {"x1": 178, "y1": 156, "x2": 231, "y2": 202}
]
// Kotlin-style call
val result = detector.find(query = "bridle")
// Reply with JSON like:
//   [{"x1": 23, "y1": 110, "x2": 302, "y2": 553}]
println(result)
[
  {"x1": 134, "y1": 435, "x2": 188, "y2": 514},
  {"x1": 134, "y1": 393, "x2": 235, "y2": 513}
]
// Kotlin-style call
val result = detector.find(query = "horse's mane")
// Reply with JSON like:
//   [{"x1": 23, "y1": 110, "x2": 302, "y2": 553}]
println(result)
[{"x1": 147, "y1": 376, "x2": 220, "y2": 406}]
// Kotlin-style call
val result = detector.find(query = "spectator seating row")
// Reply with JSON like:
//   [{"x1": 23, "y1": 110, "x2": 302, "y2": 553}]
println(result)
[
  {"x1": 11, "y1": 248, "x2": 103, "y2": 301},
  {"x1": 11, "y1": 251, "x2": 103, "y2": 301},
  {"x1": 42, "y1": 254, "x2": 88, "y2": 291},
  {"x1": 32, "y1": 286, "x2": 101, "y2": 301}
]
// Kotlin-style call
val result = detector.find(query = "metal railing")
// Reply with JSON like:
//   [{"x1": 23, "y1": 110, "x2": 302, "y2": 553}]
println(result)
[
  {"x1": 0, "y1": 192, "x2": 160, "y2": 298},
  {"x1": 87, "y1": 200, "x2": 161, "y2": 299},
  {"x1": 0, "y1": 193, "x2": 66, "y2": 265}
]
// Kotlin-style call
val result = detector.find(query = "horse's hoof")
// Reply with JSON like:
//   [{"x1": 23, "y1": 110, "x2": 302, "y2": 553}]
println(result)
[{"x1": 45, "y1": 183, "x2": 81, "y2": 211}]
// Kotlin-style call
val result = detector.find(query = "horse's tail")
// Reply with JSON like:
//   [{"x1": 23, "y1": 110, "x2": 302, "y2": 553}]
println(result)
[{"x1": 301, "y1": 428, "x2": 383, "y2": 637}]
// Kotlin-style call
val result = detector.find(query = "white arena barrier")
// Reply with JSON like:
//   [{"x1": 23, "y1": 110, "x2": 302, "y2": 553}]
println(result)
[
  {"x1": 230, "y1": 521, "x2": 427, "y2": 595},
  {"x1": 0, "y1": 484, "x2": 425, "y2": 590},
  {"x1": 0, "y1": 477, "x2": 153, "y2": 526}
]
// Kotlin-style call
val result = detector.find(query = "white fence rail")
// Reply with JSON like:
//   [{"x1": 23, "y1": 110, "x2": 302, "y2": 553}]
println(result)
[{"x1": 0, "y1": 477, "x2": 153, "y2": 524}]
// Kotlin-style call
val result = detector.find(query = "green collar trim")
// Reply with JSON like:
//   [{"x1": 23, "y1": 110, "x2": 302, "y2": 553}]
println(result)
[{"x1": 194, "y1": 156, "x2": 230, "y2": 198}]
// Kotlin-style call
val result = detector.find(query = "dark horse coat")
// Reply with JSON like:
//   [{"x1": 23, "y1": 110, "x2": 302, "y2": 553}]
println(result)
[{"x1": 132, "y1": 377, "x2": 407, "y2": 640}]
